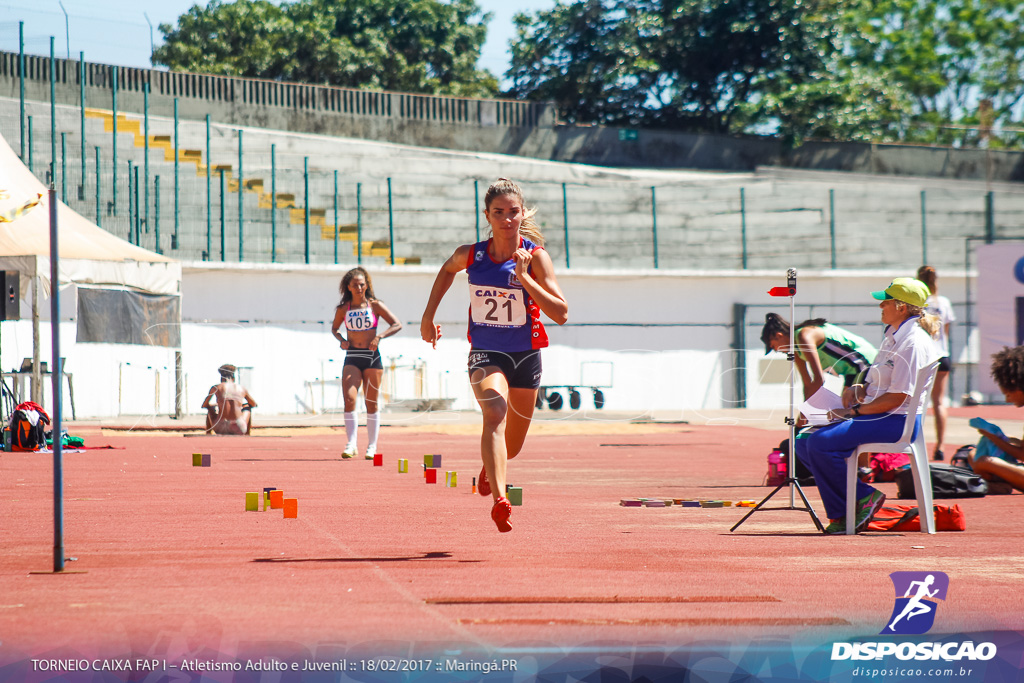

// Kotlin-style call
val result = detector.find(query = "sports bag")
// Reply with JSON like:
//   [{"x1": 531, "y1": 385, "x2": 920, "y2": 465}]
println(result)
[
  {"x1": 9, "y1": 401, "x2": 50, "y2": 452},
  {"x1": 865, "y1": 504, "x2": 966, "y2": 532},
  {"x1": 895, "y1": 463, "x2": 988, "y2": 499},
  {"x1": 870, "y1": 452, "x2": 911, "y2": 482}
]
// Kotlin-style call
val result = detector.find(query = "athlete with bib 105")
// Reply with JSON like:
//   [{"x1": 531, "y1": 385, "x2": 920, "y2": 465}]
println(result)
[{"x1": 420, "y1": 178, "x2": 569, "y2": 533}]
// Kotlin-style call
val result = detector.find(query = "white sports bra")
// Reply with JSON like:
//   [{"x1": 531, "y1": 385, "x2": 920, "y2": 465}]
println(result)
[{"x1": 345, "y1": 305, "x2": 378, "y2": 332}]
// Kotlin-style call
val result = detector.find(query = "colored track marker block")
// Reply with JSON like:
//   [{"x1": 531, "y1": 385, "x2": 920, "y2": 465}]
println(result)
[
  {"x1": 201, "y1": 453, "x2": 211, "y2": 467},
  {"x1": 263, "y1": 487, "x2": 277, "y2": 511},
  {"x1": 269, "y1": 490, "x2": 284, "y2": 509},
  {"x1": 663, "y1": 499, "x2": 674, "y2": 506},
  {"x1": 446, "y1": 471, "x2": 457, "y2": 487},
  {"x1": 192, "y1": 453, "x2": 202, "y2": 467},
  {"x1": 432, "y1": 454, "x2": 442, "y2": 469},
  {"x1": 245, "y1": 492, "x2": 259, "y2": 511},
  {"x1": 398, "y1": 458, "x2": 408, "y2": 473},
  {"x1": 722, "y1": 501, "x2": 734, "y2": 507},
  {"x1": 682, "y1": 501, "x2": 701, "y2": 507},
  {"x1": 283, "y1": 498, "x2": 297, "y2": 518},
  {"x1": 373, "y1": 453, "x2": 382, "y2": 467},
  {"x1": 424, "y1": 454, "x2": 434, "y2": 468},
  {"x1": 644, "y1": 500, "x2": 666, "y2": 507},
  {"x1": 425, "y1": 468, "x2": 437, "y2": 484},
  {"x1": 507, "y1": 487, "x2": 523, "y2": 506},
  {"x1": 700, "y1": 501, "x2": 724, "y2": 508},
  {"x1": 621, "y1": 499, "x2": 643, "y2": 507}
]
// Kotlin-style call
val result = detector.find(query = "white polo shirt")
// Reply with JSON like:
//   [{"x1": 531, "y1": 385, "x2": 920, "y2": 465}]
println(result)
[{"x1": 864, "y1": 316, "x2": 939, "y2": 415}]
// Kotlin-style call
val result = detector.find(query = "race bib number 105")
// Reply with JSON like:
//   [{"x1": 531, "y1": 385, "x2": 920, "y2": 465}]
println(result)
[{"x1": 470, "y1": 287, "x2": 527, "y2": 327}]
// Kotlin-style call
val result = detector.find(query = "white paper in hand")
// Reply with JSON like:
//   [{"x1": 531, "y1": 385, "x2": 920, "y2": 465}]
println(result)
[{"x1": 800, "y1": 386, "x2": 845, "y2": 426}]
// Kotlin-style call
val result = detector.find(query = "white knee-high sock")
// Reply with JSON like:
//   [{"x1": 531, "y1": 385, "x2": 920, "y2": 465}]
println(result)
[
  {"x1": 344, "y1": 411, "x2": 357, "y2": 450},
  {"x1": 365, "y1": 412, "x2": 380, "y2": 453}
]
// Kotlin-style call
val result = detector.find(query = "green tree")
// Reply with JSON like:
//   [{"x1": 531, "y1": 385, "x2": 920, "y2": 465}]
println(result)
[
  {"x1": 508, "y1": 0, "x2": 839, "y2": 133},
  {"x1": 154, "y1": 0, "x2": 498, "y2": 97}
]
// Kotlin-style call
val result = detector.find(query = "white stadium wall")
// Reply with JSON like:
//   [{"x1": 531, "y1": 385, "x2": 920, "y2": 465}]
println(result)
[{"x1": 0, "y1": 264, "x2": 972, "y2": 419}]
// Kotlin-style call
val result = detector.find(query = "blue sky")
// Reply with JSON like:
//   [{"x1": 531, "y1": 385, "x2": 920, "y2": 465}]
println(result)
[{"x1": 0, "y1": 0, "x2": 554, "y2": 85}]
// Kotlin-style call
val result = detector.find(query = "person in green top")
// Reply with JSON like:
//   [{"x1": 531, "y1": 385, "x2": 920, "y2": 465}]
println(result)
[{"x1": 760, "y1": 313, "x2": 878, "y2": 400}]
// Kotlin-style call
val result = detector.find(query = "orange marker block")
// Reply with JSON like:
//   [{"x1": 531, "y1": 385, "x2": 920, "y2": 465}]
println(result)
[
  {"x1": 270, "y1": 490, "x2": 284, "y2": 509},
  {"x1": 283, "y1": 498, "x2": 297, "y2": 518}
]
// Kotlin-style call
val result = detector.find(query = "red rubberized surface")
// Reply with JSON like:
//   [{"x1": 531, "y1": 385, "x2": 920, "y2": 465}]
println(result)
[{"x1": 2, "y1": 421, "x2": 1022, "y2": 664}]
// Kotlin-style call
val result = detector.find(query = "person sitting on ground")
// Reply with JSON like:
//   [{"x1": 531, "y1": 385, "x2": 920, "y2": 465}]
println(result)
[
  {"x1": 202, "y1": 364, "x2": 257, "y2": 435},
  {"x1": 795, "y1": 278, "x2": 940, "y2": 534},
  {"x1": 761, "y1": 313, "x2": 877, "y2": 401},
  {"x1": 968, "y1": 346, "x2": 1024, "y2": 493}
]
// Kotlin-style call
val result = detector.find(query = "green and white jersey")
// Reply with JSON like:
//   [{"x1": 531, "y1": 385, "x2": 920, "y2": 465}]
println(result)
[{"x1": 795, "y1": 322, "x2": 877, "y2": 381}]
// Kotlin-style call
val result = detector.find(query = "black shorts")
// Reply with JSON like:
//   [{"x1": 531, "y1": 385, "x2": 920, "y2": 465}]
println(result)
[
  {"x1": 937, "y1": 356, "x2": 952, "y2": 372},
  {"x1": 467, "y1": 349, "x2": 542, "y2": 390},
  {"x1": 345, "y1": 348, "x2": 383, "y2": 371}
]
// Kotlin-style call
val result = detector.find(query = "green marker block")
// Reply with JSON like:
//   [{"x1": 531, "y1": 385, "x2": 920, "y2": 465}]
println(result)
[
  {"x1": 507, "y1": 486, "x2": 523, "y2": 506},
  {"x1": 192, "y1": 453, "x2": 202, "y2": 467}
]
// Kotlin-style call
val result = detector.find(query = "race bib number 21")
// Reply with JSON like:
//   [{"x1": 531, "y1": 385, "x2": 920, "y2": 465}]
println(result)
[{"x1": 470, "y1": 287, "x2": 527, "y2": 327}]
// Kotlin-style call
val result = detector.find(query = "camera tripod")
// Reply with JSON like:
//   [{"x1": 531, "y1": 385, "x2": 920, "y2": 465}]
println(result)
[{"x1": 731, "y1": 269, "x2": 824, "y2": 533}]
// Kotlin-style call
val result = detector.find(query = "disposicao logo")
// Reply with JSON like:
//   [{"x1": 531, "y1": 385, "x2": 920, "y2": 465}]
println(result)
[
  {"x1": 881, "y1": 571, "x2": 948, "y2": 635},
  {"x1": 831, "y1": 571, "x2": 998, "y2": 663}
]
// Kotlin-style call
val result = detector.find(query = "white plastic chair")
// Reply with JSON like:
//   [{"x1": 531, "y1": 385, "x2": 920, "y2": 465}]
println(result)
[{"x1": 845, "y1": 359, "x2": 941, "y2": 535}]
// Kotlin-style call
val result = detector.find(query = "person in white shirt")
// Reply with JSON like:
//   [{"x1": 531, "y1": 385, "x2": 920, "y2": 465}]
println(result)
[
  {"x1": 795, "y1": 278, "x2": 940, "y2": 534},
  {"x1": 917, "y1": 266, "x2": 956, "y2": 461}
]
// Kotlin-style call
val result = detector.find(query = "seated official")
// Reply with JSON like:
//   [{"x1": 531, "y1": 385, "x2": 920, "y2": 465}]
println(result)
[
  {"x1": 202, "y1": 364, "x2": 257, "y2": 435},
  {"x1": 795, "y1": 278, "x2": 940, "y2": 534}
]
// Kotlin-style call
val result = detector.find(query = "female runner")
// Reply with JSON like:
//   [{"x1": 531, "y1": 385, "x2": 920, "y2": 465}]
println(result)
[{"x1": 420, "y1": 178, "x2": 568, "y2": 532}]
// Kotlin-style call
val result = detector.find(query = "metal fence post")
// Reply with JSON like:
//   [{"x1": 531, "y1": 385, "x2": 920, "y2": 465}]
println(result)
[
  {"x1": 651, "y1": 186, "x2": 658, "y2": 269},
  {"x1": 733, "y1": 303, "x2": 747, "y2": 408},
  {"x1": 829, "y1": 188, "x2": 837, "y2": 269},
  {"x1": 303, "y1": 156, "x2": 310, "y2": 264},
  {"x1": 60, "y1": 133, "x2": 67, "y2": 203},
  {"x1": 219, "y1": 168, "x2": 226, "y2": 261},
  {"x1": 562, "y1": 182, "x2": 570, "y2": 268},
  {"x1": 27, "y1": 115, "x2": 33, "y2": 172},
  {"x1": 173, "y1": 98, "x2": 179, "y2": 249},
  {"x1": 237, "y1": 129, "x2": 244, "y2": 260},
  {"x1": 154, "y1": 175, "x2": 161, "y2": 254},
  {"x1": 985, "y1": 191, "x2": 995, "y2": 243},
  {"x1": 94, "y1": 145, "x2": 101, "y2": 226},
  {"x1": 333, "y1": 170, "x2": 339, "y2": 264},
  {"x1": 144, "y1": 82, "x2": 150, "y2": 233},
  {"x1": 474, "y1": 179, "x2": 480, "y2": 242},
  {"x1": 920, "y1": 190, "x2": 927, "y2": 264},
  {"x1": 205, "y1": 115, "x2": 211, "y2": 255},
  {"x1": 127, "y1": 159, "x2": 134, "y2": 243},
  {"x1": 19, "y1": 21, "x2": 25, "y2": 160},
  {"x1": 271, "y1": 144, "x2": 277, "y2": 263},
  {"x1": 740, "y1": 187, "x2": 748, "y2": 269},
  {"x1": 134, "y1": 165, "x2": 141, "y2": 244},
  {"x1": 79, "y1": 51, "x2": 85, "y2": 200},
  {"x1": 357, "y1": 182, "x2": 363, "y2": 265},
  {"x1": 49, "y1": 37, "x2": 56, "y2": 188},
  {"x1": 387, "y1": 177, "x2": 395, "y2": 265},
  {"x1": 112, "y1": 66, "x2": 118, "y2": 215}
]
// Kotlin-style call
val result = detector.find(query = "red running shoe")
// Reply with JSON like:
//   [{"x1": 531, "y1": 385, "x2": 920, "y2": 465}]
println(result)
[
  {"x1": 478, "y1": 465, "x2": 491, "y2": 497},
  {"x1": 491, "y1": 497, "x2": 512, "y2": 533}
]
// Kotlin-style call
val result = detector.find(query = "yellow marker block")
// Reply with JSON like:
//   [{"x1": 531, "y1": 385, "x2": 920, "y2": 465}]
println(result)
[
  {"x1": 398, "y1": 458, "x2": 409, "y2": 473},
  {"x1": 424, "y1": 454, "x2": 434, "y2": 468},
  {"x1": 245, "y1": 492, "x2": 259, "y2": 511},
  {"x1": 446, "y1": 471, "x2": 457, "y2": 487},
  {"x1": 192, "y1": 453, "x2": 202, "y2": 467}
]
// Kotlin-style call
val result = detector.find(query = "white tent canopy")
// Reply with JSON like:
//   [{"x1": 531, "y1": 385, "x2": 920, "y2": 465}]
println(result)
[{"x1": 0, "y1": 133, "x2": 180, "y2": 298}]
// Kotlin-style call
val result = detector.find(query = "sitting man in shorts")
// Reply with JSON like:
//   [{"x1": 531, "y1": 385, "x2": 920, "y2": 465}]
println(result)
[
  {"x1": 969, "y1": 346, "x2": 1024, "y2": 493},
  {"x1": 202, "y1": 364, "x2": 257, "y2": 435}
]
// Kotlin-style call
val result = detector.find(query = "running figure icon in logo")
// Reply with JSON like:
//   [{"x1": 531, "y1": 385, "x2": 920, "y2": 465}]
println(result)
[{"x1": 881, "y1": 571, "x2": 949, "y2": 635}]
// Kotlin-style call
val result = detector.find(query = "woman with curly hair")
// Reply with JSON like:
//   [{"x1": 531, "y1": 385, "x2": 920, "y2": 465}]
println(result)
[{"x1": 969, "y1": 346, "x2": 1024, "y2": 493}]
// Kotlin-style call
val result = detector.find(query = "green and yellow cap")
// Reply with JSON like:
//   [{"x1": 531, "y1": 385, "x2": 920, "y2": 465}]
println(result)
[{"x1": 870, "y1": 277, "x2": 931, "y2": 308}]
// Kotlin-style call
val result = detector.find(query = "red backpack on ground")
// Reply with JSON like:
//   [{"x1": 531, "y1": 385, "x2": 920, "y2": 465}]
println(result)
[
  {"x1": 9, "y1": 401, "x2": 50, "y2": 452},
  {"x1": 866, "y1": 504, "x2": 966, "y2": 532}
]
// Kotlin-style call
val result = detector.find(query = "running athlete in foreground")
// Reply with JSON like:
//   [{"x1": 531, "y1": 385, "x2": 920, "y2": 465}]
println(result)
[{"x1": 420, "y1": 178, "x2": 569, "y2": 532}]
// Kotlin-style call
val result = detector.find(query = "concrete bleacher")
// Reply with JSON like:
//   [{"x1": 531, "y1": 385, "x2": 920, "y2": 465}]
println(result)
[{"x1": 2, "y1": 95, "x2": 1022, "y2": 271}]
